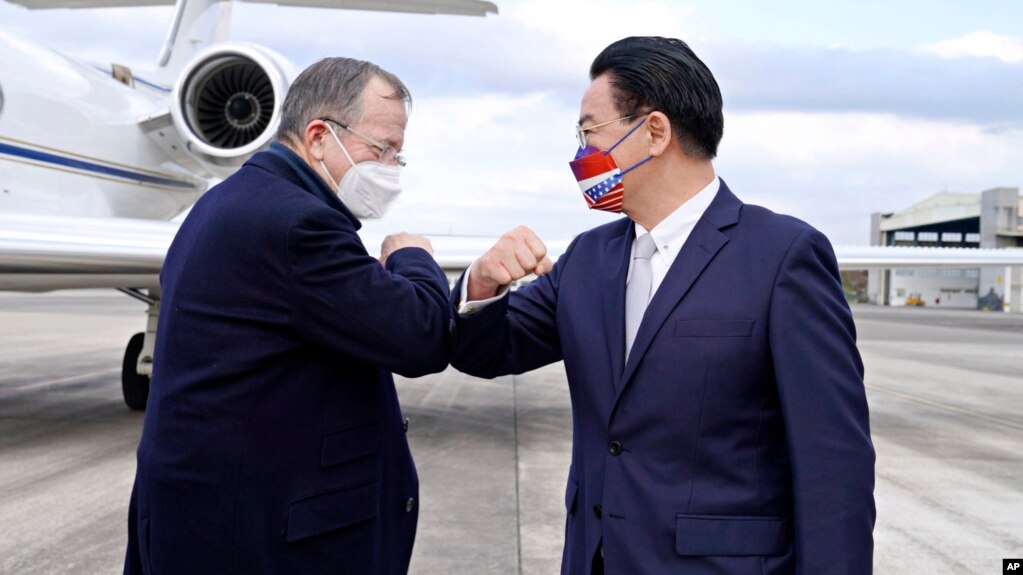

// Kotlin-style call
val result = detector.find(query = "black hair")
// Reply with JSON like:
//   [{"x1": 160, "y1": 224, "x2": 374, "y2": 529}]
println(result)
[{"x1": 590, "y1": 36, "x2": 723, "y2": 160}]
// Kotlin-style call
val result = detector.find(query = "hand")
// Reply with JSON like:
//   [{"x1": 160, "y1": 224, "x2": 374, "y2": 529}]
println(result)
[
  {"x1": 381, "y1": 233, "x2": 434, "y2": 266},
  {"x1": 468, "y1": 226, "x2": 553, "y2": 301}
]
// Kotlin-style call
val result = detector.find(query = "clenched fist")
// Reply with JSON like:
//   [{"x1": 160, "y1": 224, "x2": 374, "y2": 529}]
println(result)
[
  {"x1": 380, "y1": 232, "x2": 434, "y2": 266},
  {"x1": 468, "y1": 226, "x2": 553, "y2": 301}
]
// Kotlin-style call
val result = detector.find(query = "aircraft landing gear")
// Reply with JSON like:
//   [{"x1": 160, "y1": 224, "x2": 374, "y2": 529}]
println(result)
[
  {"x1": 117, "y1": 288, "x2": 160, "y2": 411},
  {"x1": 122, "y1": 333, "x2": 150, "y2": 411}
]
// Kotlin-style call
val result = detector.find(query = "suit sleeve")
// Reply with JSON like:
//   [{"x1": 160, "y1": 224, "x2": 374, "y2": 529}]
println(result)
[
  {"x1": 768, "y1": 227, "x2": 876, "y2": 574},
  {"x1": 449, "y1": 236, "x2": 581, "y2": 379},
  {"x1": 285, "y1": 206, "x2": 451, "y2": 378}
]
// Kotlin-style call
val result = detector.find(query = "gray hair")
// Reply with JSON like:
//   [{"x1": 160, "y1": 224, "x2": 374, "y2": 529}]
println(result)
[{"x1": 275, "y1": 57, "x2": 410, "y2": 143}]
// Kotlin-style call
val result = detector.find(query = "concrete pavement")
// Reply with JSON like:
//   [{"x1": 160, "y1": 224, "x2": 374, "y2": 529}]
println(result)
[{"x1": 1, "y1": 292, "x2": 1021, "y2": 573}]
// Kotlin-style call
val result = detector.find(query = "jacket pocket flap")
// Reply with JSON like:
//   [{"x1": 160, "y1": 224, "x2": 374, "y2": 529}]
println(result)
[
  {"x1": 321, "y1": 424, "x2": 381, "y2": 468},
  {"x1": 287, "y1": 482, "x2": 379, "y2": 542},
  {"x1": 675, "y1": 514, "x2": 788, "y2": 556},
  {"x1": 674, "y1": 320, "x2": 754, "y2": 338},
  {"x1": 565, "y1": 478, "x2": 579, "y2": 513}
]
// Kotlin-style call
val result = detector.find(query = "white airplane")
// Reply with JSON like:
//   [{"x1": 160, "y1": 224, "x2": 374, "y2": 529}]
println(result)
[
  {"x1": 2, "y1": 0, "x2": 1023, "y2": 411},
  {"x1": 0, "y1": 0, "x2": 498, "y2": 409}
]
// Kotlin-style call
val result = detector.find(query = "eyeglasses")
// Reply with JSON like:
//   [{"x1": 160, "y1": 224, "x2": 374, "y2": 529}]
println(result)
[
  {"x1": 320, "y1": 117, "x2": 406, "y2": 167},
  {"x1": 576, "y1": 113, "x2": 646, "y2": 149}
]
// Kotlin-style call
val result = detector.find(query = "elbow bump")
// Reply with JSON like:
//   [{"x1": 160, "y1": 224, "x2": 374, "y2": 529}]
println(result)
[
  {"x1": 415, "y1": 336, "x2": 451, "y2": 376},
  {"x1": 401, "y1": 352, "x2": 449, "y2": 378},
  {"x1": 426, "y1": 354, "x2": 451, "y2": 375},
  {"x1": 449, "y1": 355, "x2": 500, "y2": 380}
]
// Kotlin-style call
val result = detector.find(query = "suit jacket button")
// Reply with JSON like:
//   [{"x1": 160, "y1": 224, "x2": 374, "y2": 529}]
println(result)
[
  {"x1": 608, "y1": 440, "x2": 623, "y2": 455},
  {"x1": 593, "y1": 504, "x2": 602, "y2": 519},
  {"x1": 406, "y1": 497, "x2": 416, "y2": 512},
  {"x1": 403, "y1": 418, "x2": 410, "y2": 433}
]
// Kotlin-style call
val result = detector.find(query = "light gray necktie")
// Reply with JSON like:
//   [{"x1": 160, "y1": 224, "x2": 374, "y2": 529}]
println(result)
[{"x1": 625, "y1": 233, "x2": 657, "y2": 362}]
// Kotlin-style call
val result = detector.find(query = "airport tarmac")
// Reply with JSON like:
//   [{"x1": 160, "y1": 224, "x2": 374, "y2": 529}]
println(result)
[{"x1": 1, "y1": 291, "x2": 1021, "y2": 574}]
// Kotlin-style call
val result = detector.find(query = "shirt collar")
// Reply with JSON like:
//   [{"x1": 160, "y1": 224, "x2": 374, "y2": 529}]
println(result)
[{"x1": 635, "y1": 175, "x2": 720, "y2": 255}]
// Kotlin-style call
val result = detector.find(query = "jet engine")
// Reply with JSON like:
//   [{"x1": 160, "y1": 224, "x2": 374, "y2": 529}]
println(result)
[{"x1": 170, "y1": 43, "x2": 294, "y2": 173}]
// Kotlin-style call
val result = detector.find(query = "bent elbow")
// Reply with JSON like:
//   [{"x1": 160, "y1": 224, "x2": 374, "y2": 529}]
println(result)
[
  {"x1": 394, "y1": 332, "x2": 450, "y2": 378},
  {"x1": 423, "y1": 352, "x2": 451, "y2": 376},
  {"x1": 450, "y1": 353, "x2": 502, "y2": 380},
  {"x1": 395, "y1": 352, "x2": 449, "y2": 378}
]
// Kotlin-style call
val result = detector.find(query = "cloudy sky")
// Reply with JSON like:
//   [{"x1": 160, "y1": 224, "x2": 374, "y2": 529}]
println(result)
[{"x1": 2, "y1": 0, "x2": 1021, "y2": 245}]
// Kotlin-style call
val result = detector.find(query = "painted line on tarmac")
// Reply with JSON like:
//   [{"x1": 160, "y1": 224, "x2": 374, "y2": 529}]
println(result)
[
  {"x1": 0, "y1": 368, "x2": 120, "y2": 397},
  {"x1": 866, "y1": 384, "x2": 1023, "y2": 432}
]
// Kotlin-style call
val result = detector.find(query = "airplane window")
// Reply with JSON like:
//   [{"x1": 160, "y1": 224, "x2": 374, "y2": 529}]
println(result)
[{"x1": 0, "y1": 83, "x2": 4, "y2": 118}]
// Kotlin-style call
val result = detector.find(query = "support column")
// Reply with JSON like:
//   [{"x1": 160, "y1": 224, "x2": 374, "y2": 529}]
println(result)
[
  {"x1": 1004, "y1": 266, "x2": 1013, "y2": 313},
  {"x1": 1014, "y1": 268, "x2": 1023, "y2": 313},
  {"x1": 138, "y1": 288, "x2": 161, "y2": 376}
]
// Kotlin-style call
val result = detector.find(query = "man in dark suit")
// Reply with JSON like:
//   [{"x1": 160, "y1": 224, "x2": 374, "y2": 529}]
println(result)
[
  {"x1": 124, "y1": 58, "x2": 451, "y2": 574},
  {"x1": 452, "y1": 37, "x2": 875, "y2": 574}
]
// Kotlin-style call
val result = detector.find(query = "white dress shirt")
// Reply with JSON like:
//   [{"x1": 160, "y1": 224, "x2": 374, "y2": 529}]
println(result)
[
  {"x1": 630, "y1": 176, "x2": 719, "y2": 303},
  {"x1": 459, "y1": 176, "x2": 720, "y2": 314}
]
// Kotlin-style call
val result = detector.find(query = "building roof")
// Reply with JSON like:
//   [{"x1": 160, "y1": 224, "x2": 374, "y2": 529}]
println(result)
[{"x1": 879, "y1": 191, "x2": 980, "y2": 231}]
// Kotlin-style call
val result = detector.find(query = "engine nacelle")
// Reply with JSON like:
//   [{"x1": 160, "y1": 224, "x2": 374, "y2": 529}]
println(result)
[{"x1": 170, "y1": 43, "x2": 295, "y2": 174}]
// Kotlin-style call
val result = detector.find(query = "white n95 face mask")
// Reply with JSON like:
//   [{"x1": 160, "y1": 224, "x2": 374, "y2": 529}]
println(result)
[{"x1": 319, "y1": 125, "x2": 402, "y2": 220}]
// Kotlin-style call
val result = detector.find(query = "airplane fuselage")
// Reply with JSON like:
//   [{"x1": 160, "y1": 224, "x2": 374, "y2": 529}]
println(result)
[{"x1": 0, "y1": 31, "x2": 205, "y2": 221}]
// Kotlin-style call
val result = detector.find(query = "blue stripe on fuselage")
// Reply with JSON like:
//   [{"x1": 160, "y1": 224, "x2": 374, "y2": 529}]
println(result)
[
  {"x1": 0, "y1": 142, "x2": 197, "y2": 190},
  {"x1": 134, "y1": 76, "x2": 172, "y2": 93}
]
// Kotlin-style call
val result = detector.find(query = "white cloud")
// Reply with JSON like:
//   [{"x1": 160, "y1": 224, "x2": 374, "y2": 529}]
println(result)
[
  {"x1": 5, "y1": 2, "x2": 1022, "y2": 123},
  {"x1": 371, "y1": 104, "x2": 1023, "y2": 247},
  {"x1": 921, "y1": 30, "x2": 1023, "y2": 63},
  {"x1": 3, "y1": 0, "x2": 1022, "y2": 249},
  {"x1": 0, "y1": 4, "x2": 170, "y2": 69},
  {"x1": 360, "y1": 90, "x2": 614, "y2": 241},
  {"x1": 718, "y1": 112, "x2": 1023, "y2": 243},
  {"x1": 506, "y1": 0, "x2": 699, "y2": 55},
  {"x1": 220, "y1": 0, "x2": 705, "y2": 103}
]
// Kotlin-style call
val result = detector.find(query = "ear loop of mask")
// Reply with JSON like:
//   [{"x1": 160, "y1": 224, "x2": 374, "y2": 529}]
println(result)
[
  {"x1": 603, "y1": 117, "x2": 653, "y2": 176},
  {"x1": 318, "y1": 123, "x2": 358, "y2": 189}
]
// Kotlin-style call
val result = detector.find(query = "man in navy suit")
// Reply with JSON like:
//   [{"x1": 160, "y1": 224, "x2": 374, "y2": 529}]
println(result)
[
  {"x1": 452, "y1": 37, "x2": 875, "y2": 574},
  {"x1": 124, "y1": 58, "x2": 451, "y2": 574}
]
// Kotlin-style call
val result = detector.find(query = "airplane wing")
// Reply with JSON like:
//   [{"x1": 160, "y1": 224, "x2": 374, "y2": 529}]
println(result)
[
  {"x1": 0, "y1": 213, "x2": 505, "y2": 292},
  {"x1": 3, "y1": 0, "x2": 170, "y2": 6},
  {"x1": 240, "y1": 0, "x2": 497, "y2": 16},
  {"x1": 0, "y1": 214, "x2": 174, "y2": 291},
  {"x1": 833, "y1": 245, "x2": 1023, "y2": 270},
  {"x1": 4, "y1": 0, "x2": 498, "y2": 15},
  {"x1": 4, "y1": 212, "x2": 1023, "y2": 293}
]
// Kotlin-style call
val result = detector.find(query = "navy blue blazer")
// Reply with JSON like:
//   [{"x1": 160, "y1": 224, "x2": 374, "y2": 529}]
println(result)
[
  {"x1": 452, "y1": 181, "x2": 875, "y2": 574},
  {"x1": 124, "y1": 145, "x2": 451, "y2": 575}
]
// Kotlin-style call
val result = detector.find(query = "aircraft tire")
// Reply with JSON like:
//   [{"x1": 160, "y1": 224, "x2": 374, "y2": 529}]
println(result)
[{"x1": 122, "y1": 332, "x2": 150, "y2": 411}]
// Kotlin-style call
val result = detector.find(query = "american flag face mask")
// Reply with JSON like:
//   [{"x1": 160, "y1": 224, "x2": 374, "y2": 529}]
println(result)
[{"x1": 569, "y1": 118, "x2": 652, "y2": 213}]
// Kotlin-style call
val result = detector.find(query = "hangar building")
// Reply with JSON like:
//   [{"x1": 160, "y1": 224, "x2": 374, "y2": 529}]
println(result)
[{"x1": 868, "y1": 187, "x2": 1023, "y2": 311}]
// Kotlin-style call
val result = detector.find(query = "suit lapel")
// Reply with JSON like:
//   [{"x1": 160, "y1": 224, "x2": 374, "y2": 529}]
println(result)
[
  {"x1": 612, "y1": 181, "x2": 743, "y2": 409},
  {"x1": 600, "y1": 220, "x2": 634, "y2": 389}
]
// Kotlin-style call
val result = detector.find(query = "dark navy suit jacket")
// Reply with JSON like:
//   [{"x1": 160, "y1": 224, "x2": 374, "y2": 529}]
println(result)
[
  {"x1": 124, "y1": 144, "x2": 451, "y2": 574},
  {"x1": 452, "y1": 181, "x2": 875, "y2": 574}
]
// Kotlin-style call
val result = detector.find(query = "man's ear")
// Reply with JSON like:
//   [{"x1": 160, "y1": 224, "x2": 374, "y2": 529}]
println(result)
[
  {"x1": 304, "y1": 120, "x2": 331, "y2": 162},
  {"x1": 646, "y1": 111, "x2": 673, "y2": 157}
]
